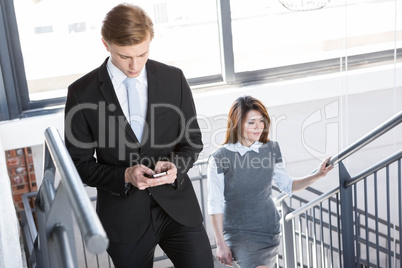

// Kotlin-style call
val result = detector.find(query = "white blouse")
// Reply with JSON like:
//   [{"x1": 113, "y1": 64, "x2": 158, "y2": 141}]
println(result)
[{"x1": 207, "y1": 141, "x2": 294, "y2": 215}]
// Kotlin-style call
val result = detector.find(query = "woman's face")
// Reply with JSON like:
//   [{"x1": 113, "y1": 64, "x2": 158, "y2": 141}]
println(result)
[{"x1": 240, "y1": 110, "x2": 265, "y2": 147}]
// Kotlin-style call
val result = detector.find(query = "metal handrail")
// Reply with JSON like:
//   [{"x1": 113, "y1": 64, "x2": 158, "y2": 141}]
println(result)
[
  {"x1": 285, "y1": 186, "x2": 340, "y2": 221},
  {"x1": 274, "y1": 111, "x2": 402, "y2": 220},
  {"x1": 285, "y1": 146, "x2": 402, "y2": 222},
  {"x1": 344, "y1": 148, "x2": 402, "y2": 187},
  {"x1": 194, "y1": 158, "x2": 208, "y2": 166},
  {"x1": 328, "y1": 110, "x2": 402, "y2": 166},
  {"x1": 275, "y1": 111, "x2": 402, "y2": 206},
  {"x1": 44, "y1": 127, "x2": 109, "y2": 254}
]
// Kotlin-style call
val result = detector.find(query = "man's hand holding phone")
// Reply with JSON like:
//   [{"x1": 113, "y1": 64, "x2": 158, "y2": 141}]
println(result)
[
  {"x1": 150, "y1": 171, "x2": 167, "y2": 178},
  {"x1": 144, "y1": 171, "x2": 167, "y2": 178},
  {"x1": 151, "y1": 161, "x2": 177, "y2": 186},
  {"x1": 125, "y1": 161, "x2": 177, "y2": 190}
]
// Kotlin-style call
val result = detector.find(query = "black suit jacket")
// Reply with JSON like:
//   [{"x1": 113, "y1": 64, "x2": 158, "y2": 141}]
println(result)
[{"x1": 64, "y1": 58, "x2": 204, "y2": 242}]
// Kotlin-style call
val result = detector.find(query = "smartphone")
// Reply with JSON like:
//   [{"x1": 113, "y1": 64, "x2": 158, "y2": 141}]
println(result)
[
  {"x1": 144, "y1": 171, "x2": 167, "y2": 178},
  {"x1": 151, "y1": 171, "x2": 167, "y2": 178}
]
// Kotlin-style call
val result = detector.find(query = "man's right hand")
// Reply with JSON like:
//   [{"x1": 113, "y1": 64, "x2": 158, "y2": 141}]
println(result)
[{"x1": 125, "y1": 165, "x2": 154, "y2": 190}]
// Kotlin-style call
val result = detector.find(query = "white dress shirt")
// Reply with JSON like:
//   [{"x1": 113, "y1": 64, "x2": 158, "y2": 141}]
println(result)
[
  {"x1": 207, "y1": 141, "x2": 294, "y2": 215},
  {"x1": 106, "y1": 58, "x2": 148, "y2": 123}
]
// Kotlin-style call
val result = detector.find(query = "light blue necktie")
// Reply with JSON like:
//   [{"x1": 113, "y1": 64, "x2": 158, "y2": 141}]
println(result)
[{"x1": 123, "y1": 77, "x2": 143, "y2": 142}]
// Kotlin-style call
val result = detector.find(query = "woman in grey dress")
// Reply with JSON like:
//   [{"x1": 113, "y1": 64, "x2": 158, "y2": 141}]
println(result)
[{"x1": 207, "y1": 96, "x2": 333, "y2": 268}]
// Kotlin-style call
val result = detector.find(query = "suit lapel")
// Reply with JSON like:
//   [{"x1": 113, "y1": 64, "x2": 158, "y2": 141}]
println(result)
[
  {"x1": 139, "y1": 60, "x2": 157, "y2": 149},
  {"x1": 144, "y1": 60, "x2": 157, "y2": 137},
  {"x1": 97, "y1": 58, "x2": 140, "y2": 144}
]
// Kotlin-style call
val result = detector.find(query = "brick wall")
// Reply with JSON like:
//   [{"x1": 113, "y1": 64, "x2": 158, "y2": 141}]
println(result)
[{"x1": 5, "y1": 147, "x2": 37, "y2": 212}]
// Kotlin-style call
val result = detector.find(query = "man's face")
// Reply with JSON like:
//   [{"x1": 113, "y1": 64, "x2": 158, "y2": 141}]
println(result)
[{"x1": 102, "y1": 36, "x2": 151, "y2": 78}]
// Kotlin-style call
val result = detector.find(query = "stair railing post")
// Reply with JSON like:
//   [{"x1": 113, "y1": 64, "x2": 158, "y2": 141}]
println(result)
[
  {"x1": 280, "y1": 201, "x2": 296, "y2": 268},
  {"x1": 338, "y1": 162, "x2": 356, "y2": 267}
]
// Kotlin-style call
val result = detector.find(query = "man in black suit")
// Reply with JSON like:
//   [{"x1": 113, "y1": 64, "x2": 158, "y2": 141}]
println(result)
[{"x1": 64, "y1": 3, "x2": 214, "y2": 268}]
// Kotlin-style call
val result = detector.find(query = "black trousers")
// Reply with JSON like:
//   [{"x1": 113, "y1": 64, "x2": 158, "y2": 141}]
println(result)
[{"x1": 107, "y1": 195, "x2": 214, "y2": 268}]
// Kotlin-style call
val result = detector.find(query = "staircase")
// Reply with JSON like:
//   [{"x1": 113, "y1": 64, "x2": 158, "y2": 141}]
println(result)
[{"x1": 19, "y1": 111, "x2": 402, "y2": 268}]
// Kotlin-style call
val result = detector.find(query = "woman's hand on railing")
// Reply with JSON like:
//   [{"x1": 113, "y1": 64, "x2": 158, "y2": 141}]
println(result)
[
  {"x1": 315, "y1": 156, "x2": 334, "y2": 178},
  {"x1": 292, "y1": 157, "x2": 334, "y2": 193}
]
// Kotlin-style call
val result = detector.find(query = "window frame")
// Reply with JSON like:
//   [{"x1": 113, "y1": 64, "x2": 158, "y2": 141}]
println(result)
[
  {"x1": 0, "y1": 0, "x2": 400, "y2": 121},
  {"x1": 0, "y1": 0, "x2": 27, "y2": 120}
]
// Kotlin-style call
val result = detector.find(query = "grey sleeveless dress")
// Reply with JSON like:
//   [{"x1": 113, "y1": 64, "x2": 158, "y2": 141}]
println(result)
[{"x1": 211, "y1": 141, "x2": 283, "y2": 267}]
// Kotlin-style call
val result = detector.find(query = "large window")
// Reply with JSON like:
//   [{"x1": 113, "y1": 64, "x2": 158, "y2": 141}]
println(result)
[
  {"x1": 0, "y1": 0, "x2": 401, "y2": 120},
  {"x1": 231, "y1": 0, "x2": 401, "y2": 72},
  {"x1": 12, "y1": 0, "x2": 220, "y2": 101}
]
